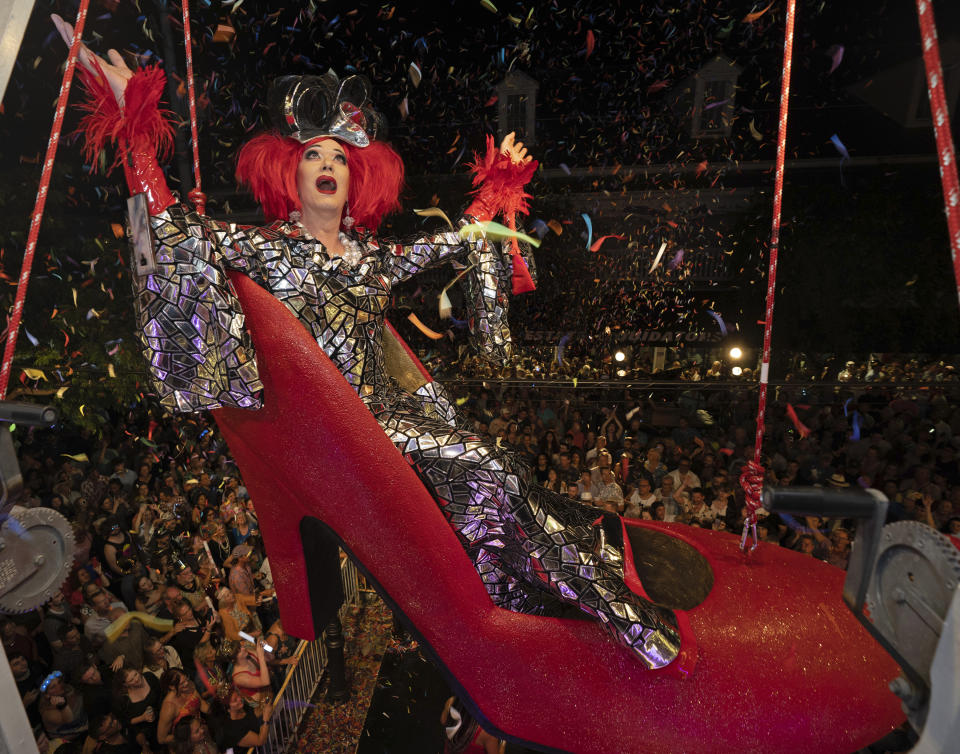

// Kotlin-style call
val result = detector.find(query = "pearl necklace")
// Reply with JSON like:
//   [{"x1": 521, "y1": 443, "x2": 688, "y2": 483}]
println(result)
[{"x1": 290, "y1": 214, "x2": 364, "y2": 268}]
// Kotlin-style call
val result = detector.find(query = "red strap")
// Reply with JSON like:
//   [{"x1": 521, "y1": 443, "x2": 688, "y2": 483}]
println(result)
[
  {"x1": 0, "y1": 0, "x2": 92, "y2": 399},
  {"x1": 181, "y1": 0, "x2": 206, "y2": 215},
  {"x1": 504, "y1": 213, "x2": 536, "y2": 294},
  {"x1": 741, "y1": 0, "x2": 797, "y2": 541},
  {"x1": 915, "y1": 0, "x2": 960, "y2": 302}
]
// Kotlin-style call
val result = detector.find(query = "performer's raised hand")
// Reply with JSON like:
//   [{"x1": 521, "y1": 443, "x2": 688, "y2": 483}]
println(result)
[
  {"x1": 51, "y1": 13, "x2": 131, "y2": 105},
  {"x1": 499, "y1": 131, "x2": 532, "y2": 166}
]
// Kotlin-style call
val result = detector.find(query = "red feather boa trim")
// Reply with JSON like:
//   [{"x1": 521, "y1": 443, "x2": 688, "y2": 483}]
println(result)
[
  {"x1": 76, "y1": 64, "x2": 175, "y2": 174},
  {"x1": 466, "y1": 135, "x2": 538, "y2": 221}
]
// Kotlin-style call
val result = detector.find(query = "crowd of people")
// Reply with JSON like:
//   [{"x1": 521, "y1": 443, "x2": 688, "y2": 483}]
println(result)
[
  {"x1": 450, "y1": 349, "x2": 960, "y2": 384},
  {"x1": 438, "y1": 370, "x2": 960, "y2": 561},
  {"x1": 5, "y1": 361, "x2": 960, "y2": 753},
  {"x1": 5, "y1": 411, "x2": 296, "y2": 754}
]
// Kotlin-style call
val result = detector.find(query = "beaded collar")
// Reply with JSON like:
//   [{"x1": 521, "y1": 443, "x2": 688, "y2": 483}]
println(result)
[{"x1": 287, "y1": 214, "x2": 364, "y2": 269}]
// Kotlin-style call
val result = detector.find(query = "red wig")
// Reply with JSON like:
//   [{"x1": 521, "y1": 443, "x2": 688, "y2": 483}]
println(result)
[{"x1": 235, "y1": 133, "x2": 405, "y2": 231}]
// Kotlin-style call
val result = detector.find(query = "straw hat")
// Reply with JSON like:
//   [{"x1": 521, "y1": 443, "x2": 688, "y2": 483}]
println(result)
[{"x1": 827, "y1": 473, "x2": 850, "y2": 488}]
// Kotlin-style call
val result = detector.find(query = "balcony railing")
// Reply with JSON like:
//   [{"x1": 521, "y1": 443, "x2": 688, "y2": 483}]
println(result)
[{"x1": 250, "y1": 555, "x2": 360, "y2": 754}]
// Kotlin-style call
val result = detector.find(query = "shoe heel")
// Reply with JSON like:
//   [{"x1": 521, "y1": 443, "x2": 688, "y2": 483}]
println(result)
[{"x1": 214, "y1": 444, "x2": 322, "y2": 639}]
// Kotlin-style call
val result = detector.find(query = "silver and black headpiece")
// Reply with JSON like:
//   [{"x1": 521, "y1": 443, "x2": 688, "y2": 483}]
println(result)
[{"x1": 267, "y1": 71, "x2": 385, "y2": 147}]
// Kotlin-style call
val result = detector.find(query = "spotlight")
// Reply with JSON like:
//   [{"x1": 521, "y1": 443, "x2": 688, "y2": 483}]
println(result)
[
  {"x1": 616, "y1": 368, "x2": 627, "y2": 377},
  {"x1": 731, "y1": 366, "x2": 743, "y2": 376},
  {"x1": 614, "y1": 350, "x2": 626, "y2": 362},
  {"x1": 729, "y1": 347, "x2": 743, "y2": 360}
]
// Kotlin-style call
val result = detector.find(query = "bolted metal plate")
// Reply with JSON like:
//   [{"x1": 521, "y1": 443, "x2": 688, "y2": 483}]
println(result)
[
  {"x1": 866, "y1": 520, "x2": 960, "y2": 687},
  {"x1": 0, "y1": 507, "x2": 75, "y2": 614}
]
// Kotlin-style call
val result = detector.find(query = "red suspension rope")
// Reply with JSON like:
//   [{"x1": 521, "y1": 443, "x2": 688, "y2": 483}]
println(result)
[
  {"x1": 739, "y1": 0, "x2": 797, "y2": 550},
  {"x1": 915, "y1": 0, "x2": 960, "y2": 303},
  {"x1": 0, "y1": 0, "x2": 92, "y2": 400},
  {"x1": 181, "y1": 0, "x2": 206, "y2": 215}
]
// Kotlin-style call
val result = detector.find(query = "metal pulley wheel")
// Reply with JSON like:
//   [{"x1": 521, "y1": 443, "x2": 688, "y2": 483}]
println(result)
[
  {"x1": 0, "y1": 506, "x2": 75, "y2": 614},
  {"x1": 866, "y1": 521, "x2": 960, "y2": 685}
]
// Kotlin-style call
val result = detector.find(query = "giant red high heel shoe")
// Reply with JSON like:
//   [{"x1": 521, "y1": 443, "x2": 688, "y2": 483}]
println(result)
[{"x1": 213, "y1": 271, "x2": 904, "y2": 753}]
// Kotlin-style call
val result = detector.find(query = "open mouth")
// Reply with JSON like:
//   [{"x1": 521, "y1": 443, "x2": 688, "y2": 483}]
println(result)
[{"x1": 315, "y1": 176, "x2": 337, "y2": 194}]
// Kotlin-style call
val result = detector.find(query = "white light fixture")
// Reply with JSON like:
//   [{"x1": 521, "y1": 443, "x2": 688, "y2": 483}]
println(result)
[
  {"x1": 614, "y1": 350, "x2": 626, "y2": 362},
  {"x1": 731, "y1": 366, "x2": 743, "y2": 376},
  {"x1": 616, "y1": 369, "x2": 627, "y2": 377},
  {"x1": 729, "y1": 346, "x2": 743, "y2": 360}
]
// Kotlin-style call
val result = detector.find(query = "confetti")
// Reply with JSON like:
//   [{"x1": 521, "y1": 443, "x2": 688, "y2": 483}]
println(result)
[
  {"x1": 407, "y1": 313, "x2": 444, "y2": 340},
  {"x1": 459, "y1": 221, "x2": 540, "y2": 248},
  {"x1": 413, "y1": 207, "x2": 455, "y2": 230},
  {"x1": 557, "y1": 333, "x2": 571, "y2": 365},
  {"x1": 585, "y1": 30, "x2": 596, "y2": 60},
  {"x1": 438, "y1": 264, "x2": 476, "y2": 321},
  {"x1": 743, "y1": 2, "x2": 776, "y2": 24},
  {"x1": 829, "y1": 133, "x2": 850, "y2": 162},
  {"x1": 827, "y1": 44, "x2": 845, "y2": 75},
  {"x1": 785, "y1": 403, "x2": 811, "y2": 439},
  {"x1": 589, "y1": 235, "x2": 625, "y2": 252},
  {"x1": 830, "y1": 134, "x2": 851, "y2": 184},
  {"x1": 212, "y1": 22, "x2": 236, "y2": 43},
  {"x1": 649, "y1": 241, "x2": 667, "y2": 273},
  {"x1": 408, "y1": 62, "x2": 421, "y2": 88},
  {"x1": 531, "y1": 219, "x2": 549, "y2": 239},
  {"x1": 704, "y1": 99, "x2": 730, "y2": 111}
]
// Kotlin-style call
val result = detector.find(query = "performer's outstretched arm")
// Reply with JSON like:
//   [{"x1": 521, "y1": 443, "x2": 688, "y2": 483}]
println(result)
[
  {"x1": 55, "y1": 16, "x2": 265, "y2": 412},
  {"x1": 383, "y1": 134, "x2": 538, "y2": 362},
  {"x1": 53, "y1": 14, "x2": 175, "y2": 213}
]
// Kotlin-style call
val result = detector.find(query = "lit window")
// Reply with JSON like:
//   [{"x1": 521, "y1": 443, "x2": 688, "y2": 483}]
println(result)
[
  {"x1": 506, "y1": 94, "x2": 526, "y2": 138},
  {"x1": 689, "y1": 56, "x2": 742, "y2": 139},
  {"x1": 496, "y1": 72, "x2": 538, "y2": 145}
]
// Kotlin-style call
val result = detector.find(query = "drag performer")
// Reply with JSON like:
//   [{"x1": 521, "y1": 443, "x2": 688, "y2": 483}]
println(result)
[{"x1": 55, "y1": 16, "x2": 680, "y2": 669}]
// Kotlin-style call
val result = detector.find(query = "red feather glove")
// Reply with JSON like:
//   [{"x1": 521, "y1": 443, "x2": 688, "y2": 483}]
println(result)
[
  {"x1": 466, "y1": 136, "x2": 538, "y2": 295},
  {"x1": 76, "y1": 64, "x2": 176, "y2": 213}
]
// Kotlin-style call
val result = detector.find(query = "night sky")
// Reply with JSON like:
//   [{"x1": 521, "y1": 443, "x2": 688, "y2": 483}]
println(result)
[{"x1": 1, "y1": 0, "x2": 959, "y2": 395}]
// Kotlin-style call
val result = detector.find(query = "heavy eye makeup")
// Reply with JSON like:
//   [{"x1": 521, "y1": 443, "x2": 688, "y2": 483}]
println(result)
[{"x1": 305, "y1": 148, "x2": 347, "y2": 164}]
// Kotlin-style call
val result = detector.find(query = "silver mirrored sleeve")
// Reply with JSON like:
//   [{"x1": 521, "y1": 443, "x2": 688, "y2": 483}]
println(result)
[
  {"x1": 384, "y1": 229, "x2": 478, "y2": 285},
  {"x1": 384, "y1": 222, "x2": 512, "y2": 363},
  {"x1": 133, "y1": 205, "x2": 264, "y2": 412},
  {"x1": 460, "y1": 236, "x2": 512, "y2": 364}
]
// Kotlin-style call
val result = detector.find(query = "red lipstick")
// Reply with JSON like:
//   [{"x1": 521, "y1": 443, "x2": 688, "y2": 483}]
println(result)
[{"x1": 315, "y1": 175, "x2": 337, "y2": 194}]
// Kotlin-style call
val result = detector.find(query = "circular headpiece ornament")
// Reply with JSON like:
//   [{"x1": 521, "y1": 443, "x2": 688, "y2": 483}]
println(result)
[{"x1": 267, "y1": 71, "x2": 385, "y2": 147}]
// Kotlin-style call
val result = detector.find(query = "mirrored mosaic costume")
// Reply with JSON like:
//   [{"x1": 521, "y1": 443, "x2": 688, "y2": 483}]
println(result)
[
  {"x1": 77, "y1": 57, "x2": 682, "y2": 668},
  {"x1": 134, "y1": 201, "x2": 680, "y2": 668}
]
